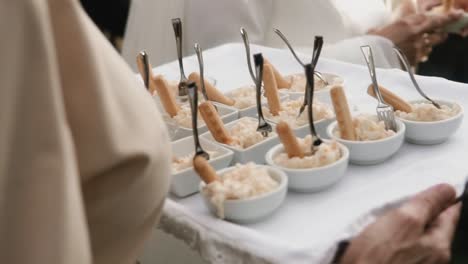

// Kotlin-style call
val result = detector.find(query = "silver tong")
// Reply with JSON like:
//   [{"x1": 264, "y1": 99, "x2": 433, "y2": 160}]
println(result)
[{"x1": 187, "y1": 82, "x2": 210, "y2": 160}]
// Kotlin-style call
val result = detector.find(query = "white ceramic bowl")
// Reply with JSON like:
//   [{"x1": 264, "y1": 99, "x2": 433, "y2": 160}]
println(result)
[
  {"x1": 268, "y1": 118, "x2": 336, "y2": 139},
  {"x1": 265, "y1": 141, "x2": 349, "y2": 192},
  {"x1": 154, "y1": 96, "x2": 239, "y2": 141},
  {"x1": 327, "y1": 118, "x2": 406, "y2": 165},
  {"x1": 199, "y1": 165, "x2": 288, "y2": 223},
  {"x1": 396, "y1": 100, "x2": 464, "y2": 145},
  {"x1": 171, "y1": 137, "x2": 234, "y2": 197},
  {"x1": 279, "y1": 72, "x2": 344, "y2": 105},
  {"x1": 200, "y1": 117, "x2": 280, "y2": 164},
  {"x1": 224, "y1": 86, "x2": 288, "y2": 118}
]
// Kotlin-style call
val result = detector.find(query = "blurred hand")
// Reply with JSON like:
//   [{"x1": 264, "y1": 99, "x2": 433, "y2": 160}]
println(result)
[
  {"x1": 341, "y1": 184, "x2": 461, "y2": 264},
  {"x1": 418, "y1": 0, "x2": 468, "y2": 36},
  {"x1": 418, "y1": 0, "x2": 444, "y2": 12},
  {"x1": 369, "y1": 11, "x2": 461, "y2": 64}
]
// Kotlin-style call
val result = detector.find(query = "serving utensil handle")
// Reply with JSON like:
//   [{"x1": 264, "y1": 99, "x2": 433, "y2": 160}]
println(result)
[
  {"x1": 240, "y1": 28, "x2": 257, "y2": 83},
  {"x1": 361, "y1": 45, "x2": 386, "y2": 104}
]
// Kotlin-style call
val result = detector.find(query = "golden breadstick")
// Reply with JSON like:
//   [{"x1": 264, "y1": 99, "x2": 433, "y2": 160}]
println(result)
[
  {"x1": 136, "y1": 53, "x2": 157, "y2": 95},
  {"x1": 330, "y1": 86, "x2": 356, "y2": 141},
  {"x1": 264, "y1": 58, "x2": 291, "y2": 89},
  {"x1": 444, "y1": 0, "x2": 454, "y2": 12},
  {"x1": 193, "y1": 156, "x2": 219, "y2": 184},
  {"x1": 263, "y1": 64, "x2": 282, "y2": 116},
  {"x1": 153, "y1": 75, "x2": 180, "y2": 117},
  {"x1": 188, "y1": 72, "x2": 235, "y2": 106},
  {"x1": 367, "y1": 84, "x2": 413, "y2": 113},
  {"x1": 276, "y1": 122, "x2": 304, "y2": 158},
  {"x1": 199, "y1": 101, "x2": 233, "y2": 144}
]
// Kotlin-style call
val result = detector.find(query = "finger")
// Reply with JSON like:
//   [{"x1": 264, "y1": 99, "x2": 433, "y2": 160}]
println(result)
[
  {"x1": 418, "y1": 203, "x2": 461, "y2": 264},
  {"x1": 425, "y1": 202, "x2": 462, "y2": 243},
  {"x1": 399, "y1": 184, "x2": 457, "y2": 225},
  {"x1": 417, "y1": 12, "x2": 461, "y2": 33},
  {"x1": 421, "y1": 0, "x2": 443, "y2": 11},
  {"x1": 428, "y1": 32, "x2": 449, "y2": 45}
]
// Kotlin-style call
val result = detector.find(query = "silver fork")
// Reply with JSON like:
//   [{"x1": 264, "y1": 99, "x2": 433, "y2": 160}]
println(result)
[
  {"x1": 253, "y1": 53, "x2": 273, "y2": 137},
  {"x1": 393, "y1": 47, "x2": 441, "y2": 109},
  {"x1": 360, "y1": 45, "x2": 397, "y2": 131},
  {"x1": 273, "y1": 28, "x2": 329, "y2": 86},
  {"x1": 187, "y1": 82, "x2": 210, "y2": 160},
  {"x1": 172, "y1": 18, "x2": 188, "y2": 99}
]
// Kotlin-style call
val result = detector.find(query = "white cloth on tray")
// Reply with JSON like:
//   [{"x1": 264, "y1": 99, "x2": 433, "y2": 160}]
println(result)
[{"x1": 152, "y1": 44, "x2": 468, "y2": 264}]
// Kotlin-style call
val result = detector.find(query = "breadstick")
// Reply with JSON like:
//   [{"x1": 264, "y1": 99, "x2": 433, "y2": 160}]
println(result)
[
  {"x1": 188, "y1": 72, "x2": 235, "y2": 106},
  {"x1": 136, "y1": 53, "x2": 157, "y2": 95},
  {"x1": 367, "y1": 84, "x2": 413, "y2": 113},
  {"x1": 276, "y1": 122, "x2": 304, "y2": 158},
  {"x1": 153, "y1": 75, "x2": 180, "y2": 117},
  {"x1": 199, "y1": 101, "x2": 233, "y2": 144},
  {"x1": 264, "y1": 58, "x2": 291, "y2": 89},
  {"x1": 193, "y1": 156, "x2": 219, "y2": 184},
  {"x1": 330, "y1": 86, "x2": 356, "y2": 141},
  {"x1": 263, "y1": 64, "x2": 282, "y2": 116}
]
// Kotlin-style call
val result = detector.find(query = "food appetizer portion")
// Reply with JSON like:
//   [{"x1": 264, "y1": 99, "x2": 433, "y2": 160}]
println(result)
[
  {"x1": 199, "y1": 102, "x2": 277, "y2": 150},
  {"x1": 264, "y1": 58, "x2": 343, "y2": 92},
  {"x1": 199, "y1": 100, "x2": 279, "y2": 163},
  {"x1": 194, "y1": 156, "x2": 287, "y2": 222},
  {"x1": 259, "y1": 64, "x2": 335, "y2": 137},
  {"x1": 327, "y1": 86, "x2": 405, "y2": 165},
  {"x1": 151, "y1": 75, "x2": 238, "y2": 140},
  {"x1": 395, "y1": 102, "x2": 461, "y2": 122},
  {"x1": 367, "y1": 85, "x2": 463, "y2": 145},
  {"x1": 266, "y1": 121, "x2": 349, "y2": 192}
]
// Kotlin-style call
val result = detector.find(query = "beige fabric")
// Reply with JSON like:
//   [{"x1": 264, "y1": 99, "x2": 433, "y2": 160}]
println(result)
[{"x1": 0, "y1": 0, "x2": 171, "y2": 264}]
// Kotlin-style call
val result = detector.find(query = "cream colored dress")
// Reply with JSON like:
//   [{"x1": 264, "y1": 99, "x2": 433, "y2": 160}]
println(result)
[
  {"x1": 122, "y1": 0, "x2": 400, "y2": 70},
  {"x1": 0, "y1": 0, "x2": 171, "y2": 263}
]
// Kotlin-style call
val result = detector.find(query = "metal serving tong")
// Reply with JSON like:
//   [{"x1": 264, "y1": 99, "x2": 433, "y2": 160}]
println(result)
[
  {"x1": 194, "y1": 43, "x2": 210, "y2": 102},
  {"x1": 393, "y1": 47, "x2": 441, "y2": 109},
  {"x1": 361, "y1": 45, "x2": 397, "y2": 131},
  {"x1": 187, "y1": 81, "x2": 210, "y2": 160},
  {"x1": 172, "y1": 18, "x2": 189, "y2": 99},
  {"x1": 305, "y1": 63, "x2": 323, "y2": 153},
  {"x1": 240, "y1": 27, "x2": 257, "y2": 84},
  {"x1": 298, "y1": 36, "x2": 324, "y2": 118},
  {"x1": 136, "y1": 51, "x2": 151, "y2": 90},
  {"x1": 274, "y1": 28, "x2": 329, "y2": 86},
  {"x1": 253, "y1": 53, "x2": 273, "y2": 137}
]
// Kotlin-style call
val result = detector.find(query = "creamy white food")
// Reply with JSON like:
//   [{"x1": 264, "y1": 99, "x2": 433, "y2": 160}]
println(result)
[
  {"x1": 229, "y1": 86, "x2": 257, "y2": 109},
  {"x1": 263, "y1": 98, "x2": 334, "y2": 128},
  {"x1": 284, "y1": 73, "x2": 342, "y2": 92},
  {"x1": 172, "y1": 104, "x2": 205, "y2": 129},
  {"x1": 228, "y1": 118, "x2": 275, "y2": 149},
  {"x1": 202, "y1": 163, "x2": 279, "y2": 218},
  {"x1": 171, "y1": 151, "x2": 216, "y2": 173},
  {"x1": 396, "y1": 102, "x2": 460, "y2": 122},
  {"x1": 334, "y1": 114, "x2": 395, "y2": 141},
  {"x1": 274, "y1": 135, "x2": 342, "y2": 169}
]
